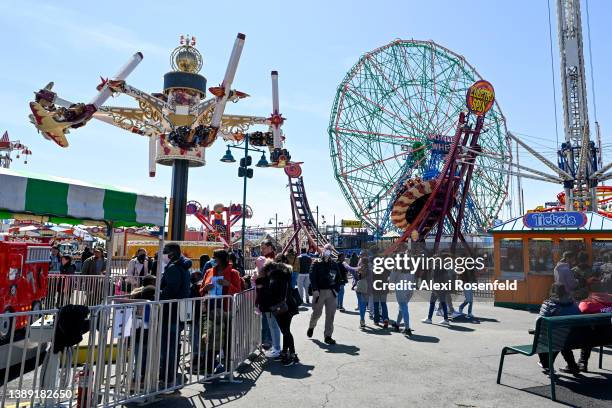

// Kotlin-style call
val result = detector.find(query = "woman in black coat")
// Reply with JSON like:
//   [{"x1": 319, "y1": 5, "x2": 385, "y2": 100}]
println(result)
[{"x1": 260, "y1": 255, "x2": 299, "y2": 366}]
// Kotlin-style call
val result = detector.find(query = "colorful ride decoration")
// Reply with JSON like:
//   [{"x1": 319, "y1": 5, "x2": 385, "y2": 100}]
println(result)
[
  {"x1": 329, "y1": 40, "x2": 510, "y2": 238},
  {"x1": 186, "y1": 200, "x2": 252, "y2": 246},
  {"x1": 530, "y1": 185, "x2": 612, "y2": 219},
  {"x1": 27, "y1": 34, "x2": 291, "y2": 175},
  {"x1": 0, "y1": 131, "x2": 31, "y2": 168}
]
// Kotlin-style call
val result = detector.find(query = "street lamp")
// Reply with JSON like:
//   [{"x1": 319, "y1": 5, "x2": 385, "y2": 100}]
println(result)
[
  {"x1": 268, "y1": 213, "x2": 278, "y2": 243},
  {"x1": 221, "y1": 133, "x2": 269, "y2": 260}
]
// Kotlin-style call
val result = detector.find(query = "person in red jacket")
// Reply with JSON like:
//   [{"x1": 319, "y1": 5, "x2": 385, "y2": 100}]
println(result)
[{"x1": 200, "y1": 249, "x2": 243, "y2": 297}]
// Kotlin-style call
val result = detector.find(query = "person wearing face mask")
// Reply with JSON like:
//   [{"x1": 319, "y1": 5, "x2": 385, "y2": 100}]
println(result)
[
  {"x1": 126, "y1": 248, "x2": 150, "y2": 289},
  {"x1": 307, "y1": 243, "x2": 342, "y2": 345},
  {"x1": 158, "y1": 242, "x2": 191, "y2": 389}
]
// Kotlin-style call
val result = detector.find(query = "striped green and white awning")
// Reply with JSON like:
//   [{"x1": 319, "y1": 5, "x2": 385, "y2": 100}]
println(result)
[{"x1": 0, "y1": 168, "x2": 166, "y2": 227}]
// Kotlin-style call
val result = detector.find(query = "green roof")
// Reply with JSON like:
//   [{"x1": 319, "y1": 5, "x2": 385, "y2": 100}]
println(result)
[
  {"x1": 0, "y1": 168, "x2": 166, "y2": 227},
  {"x1": 489, "y1": 211, "x2": 612, "y2": 233}
]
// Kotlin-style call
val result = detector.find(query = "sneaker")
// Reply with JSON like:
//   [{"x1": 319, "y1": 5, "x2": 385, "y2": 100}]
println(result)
[
  {"x1": 438, "y1": 319, "x2": 450, "y2": 326},
  {"x1": 360, "y1": 320, "x2": 365, "y2": 328},
  {"x1": 324, "y1": 336, "x2": 336, "y2": 345},
  {"x1": 421, "y1": 318, "x2": 432, "y2": 324},
  {"x1": 338, "y1": 306, "x2": 345, "y2": 312},
  {"x1": 559, "y1": 365, "x2": 580, "y2": 375},
  {"x1": 383, "y1": 319, "x2": 389, "y2": 329},
  {"x1": 282, "y1": 353, "x2": 299, "y2": 366},
  {"x1": 392, "y1": 322, "x2": 400, "y2": 332},
  {"x1": 273, "y1": 351, "x2": 286, "y2": 362},
  {"x1": 451, "y1": 311, "x2": 463, "y2": 319},
  {"x1": 403, "y1": 328, "x2": 413, "y2": 337},
  {"x1": 307, "y1": 328, "x2": 314, "y2": 338},
  {"x1": 466, "y1": 313, "x2": 474, "y2": 319},
  {"x1": 261, "y1": 342, "x2": 272, "y2": 351},
  {"x1": 265, "y1": 348, "x2": 281, "y2": 358}
]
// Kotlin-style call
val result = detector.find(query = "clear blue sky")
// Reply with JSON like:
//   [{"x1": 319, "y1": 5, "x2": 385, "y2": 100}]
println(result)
[{"x1": 1, "y1": 0, "x2": 610, "y2": 229}]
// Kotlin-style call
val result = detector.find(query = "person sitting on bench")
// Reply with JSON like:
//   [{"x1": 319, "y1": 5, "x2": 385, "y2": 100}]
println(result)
[{"x1": 537, "y1": 283, "x2": 581, "y2": 375}]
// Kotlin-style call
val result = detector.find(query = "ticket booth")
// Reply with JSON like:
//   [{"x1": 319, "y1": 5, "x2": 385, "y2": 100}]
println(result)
[{"x1": 490, "y1": 211, "x2": 612, "y2": 310}]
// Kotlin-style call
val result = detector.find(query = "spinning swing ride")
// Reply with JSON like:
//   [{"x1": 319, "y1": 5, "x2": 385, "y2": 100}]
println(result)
[{"x1": 28, "y1": 34, "x2": 294, "y2": 240}]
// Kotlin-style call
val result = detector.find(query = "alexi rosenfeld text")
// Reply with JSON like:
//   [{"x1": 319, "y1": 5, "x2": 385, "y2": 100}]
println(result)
[{"x1": 371, "y1": 254, "x2": 518, "y2": 292}]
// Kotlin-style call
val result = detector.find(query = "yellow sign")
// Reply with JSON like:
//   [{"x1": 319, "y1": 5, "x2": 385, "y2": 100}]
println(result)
[
  {"x1": 466, "y1": 80, "x2": 495, "y2": 116},
  {"x1": 341, "y1": 219, "x2": 363, "y2": 228}
]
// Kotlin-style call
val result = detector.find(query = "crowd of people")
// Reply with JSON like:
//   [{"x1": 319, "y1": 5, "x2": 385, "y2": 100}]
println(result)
[{"x1": 48, "y1": 238, "x2": 612, "y2": 386}]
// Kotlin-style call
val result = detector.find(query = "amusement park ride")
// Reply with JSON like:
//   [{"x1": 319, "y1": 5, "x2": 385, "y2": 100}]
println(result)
[
  {"x1": 186, "y1": 201, "x2": 252, "y2": 247},
  {"x1": 329, "y1": 0, "x2": 612, "y2": 253},
  {"x1": 28, "y1": 34, "x2": 295, "y2": 241},
  {"x1": 0, "y1": 131, "x2": 31, "y2": 169}
]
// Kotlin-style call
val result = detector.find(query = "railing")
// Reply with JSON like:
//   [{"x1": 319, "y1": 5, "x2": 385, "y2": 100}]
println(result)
[{"x1": 0, "y1": 289, "x2": 262, "y2": 407}]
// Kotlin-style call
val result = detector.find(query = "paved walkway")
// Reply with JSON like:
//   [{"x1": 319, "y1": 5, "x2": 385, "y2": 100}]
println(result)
[{"x1": 146, "y1": 295, "x2": 611, "y2": 408}]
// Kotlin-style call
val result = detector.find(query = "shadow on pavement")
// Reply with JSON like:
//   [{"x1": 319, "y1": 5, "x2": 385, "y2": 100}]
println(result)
[
  {"x1": 263, "y1": 359, "x2": 315, "y2": 379},
  {"x1": 136, "y1": 356, "x2": 266, "y2": 407},
  {"x1": 407, "y1": 333, "x2": 440, "y2": 343},
  {"x1": 516, "y1": 372, "x2": 612, "y2": 408},
  {"x1": 446, "y1": 324, "x2": 475, "y2": 332},
  {"x1": 359, "y1": 326, "x2": 392, "y2": 336},
  {"x1": 311, "y1": 339, "x2": 360, "y2": 356},
  {"x1": 340, "y1": 310, "x2": 360, "y2": 316}
]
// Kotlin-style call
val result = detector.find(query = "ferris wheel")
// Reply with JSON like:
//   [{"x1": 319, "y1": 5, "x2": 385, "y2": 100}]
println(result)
[{"x1": 329, "y1": 39, "x2": 511, "y2": 236}]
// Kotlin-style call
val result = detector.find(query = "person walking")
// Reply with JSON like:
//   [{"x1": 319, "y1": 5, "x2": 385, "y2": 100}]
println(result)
[
  {"x1": 354, "y1": 251, "x2": 370, "y2": 328},
  {"x1": 554, "y1": 251, "x2": 577, "y2": 296},
  {"x1": 158, "y1": 243, "x2": 191, "y2": 390},
  {"x1": 349, "y1": 252, "x2": 359, "y2": 268},
  {"x1": 572, "y1": 251, "x2": 594, "y2": 301},
  {"x1": 422, "y1": 260, "x2": 451, "y2": 326},
  {"x1": 255, "y1": 240, "x2": 282, "y2": 358},
  {"x1": 286, "y1": 247, "x2": 300, "y2": 289},
  {"x1": 390, "y1": 266, "x2": 414, "y2": 336},
  {"x1": 307, "y1": 244, "x2": 342, "y2": 345},
  {"x1": 259, "y1": 255, "x2": 300, "y2": 365},
  {"x1": 297, "y1": 248, "x2": 312, "y2": 304},
  {"x1": 81, "y1": 247, "x2": 107, "y2": 275},
  {"x1": 455, "y1": 268, "x2": 477, "y2": 319},
  {"x1": 336, "y1": 253, "x2": 357, "y2": 312},
  {"x1": 126, "y1": 248, "x2": 150, "y2": 290}
]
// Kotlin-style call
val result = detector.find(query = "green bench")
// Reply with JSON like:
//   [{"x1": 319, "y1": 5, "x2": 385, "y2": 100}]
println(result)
[{"x1": 497, "y1": 312, "x2": 612, "y2": 401}]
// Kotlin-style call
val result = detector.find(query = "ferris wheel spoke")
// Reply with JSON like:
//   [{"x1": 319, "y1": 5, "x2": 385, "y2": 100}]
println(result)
[
  {"x1": 364, "y1": 53, "x2": 429, "y2": 132},
  {"x1": 344, "y1": 86, "x2": 429, "y2": 138},
  {"x1": 398, "y1": 45, "x2": 435, "y2": 127}
]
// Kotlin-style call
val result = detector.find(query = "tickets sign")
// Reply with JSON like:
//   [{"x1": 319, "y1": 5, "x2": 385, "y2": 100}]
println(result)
[
  {"x1": 466, "y1": 80, "x2": 495, "y2": 116},
  {"x1": 523, "y1": 211, "x2": 587, "y2": 229}
]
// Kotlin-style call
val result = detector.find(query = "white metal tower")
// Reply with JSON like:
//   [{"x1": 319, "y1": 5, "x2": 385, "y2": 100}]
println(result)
[{"x1": 556, "y1": 0, "x2": 597, "y2": 210}]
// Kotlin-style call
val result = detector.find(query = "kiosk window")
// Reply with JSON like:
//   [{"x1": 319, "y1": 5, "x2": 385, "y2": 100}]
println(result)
[
  {"x1": 528, "y1": 239, "x2": 554, "y2": 274},
  {"x1": 558, "y1": 238, "x2": 585, "y2": 258},
  {"x1": 500, "y1": 239, "x2": 524, "y2": 277},
  {"x1": 592, "y1": 239, "x2": 612, "y2": 263}
]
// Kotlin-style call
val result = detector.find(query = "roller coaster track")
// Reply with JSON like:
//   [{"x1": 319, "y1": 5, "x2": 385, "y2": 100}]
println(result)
[{"x1": 282, "y1": 176, "x2": 337, "y2": 255}]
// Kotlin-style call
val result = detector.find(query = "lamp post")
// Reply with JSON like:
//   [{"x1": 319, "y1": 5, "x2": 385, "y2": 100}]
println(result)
[
  {"x1": 221, "y1": 133, "x2": 269, "y2": 260},
  {"x1": 268, "y1": 213, "x2": 278, "y2": 244}
]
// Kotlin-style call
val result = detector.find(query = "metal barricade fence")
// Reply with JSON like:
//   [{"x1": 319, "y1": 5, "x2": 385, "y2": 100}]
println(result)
[
  {"x1": 45, "y1": 275, "x2": 154, "y2": 308},
  {"x1": 1, "y1": 289, "x2": 262, "y2": 407}
]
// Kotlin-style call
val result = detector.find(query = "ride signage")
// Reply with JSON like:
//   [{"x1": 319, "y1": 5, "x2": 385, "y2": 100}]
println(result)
[
  {"x1": 523, "y1": 211, "x2": 588, "y2": 229},
  {"x1": 466, "y1": 80, "x2": 495, "y2": 116}
]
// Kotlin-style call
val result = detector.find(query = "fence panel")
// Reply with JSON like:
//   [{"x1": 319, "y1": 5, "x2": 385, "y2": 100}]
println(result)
[{"x1": 0, "y1": 290, "x2": 262, "y2": 407}]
